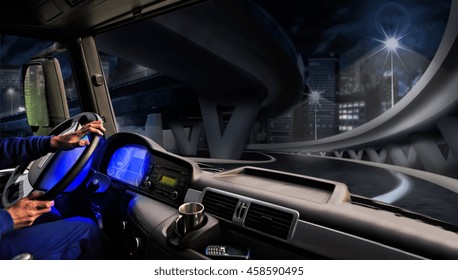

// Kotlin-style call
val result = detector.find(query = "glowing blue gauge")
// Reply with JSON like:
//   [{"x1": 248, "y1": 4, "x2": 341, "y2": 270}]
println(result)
[
  {"x1": 107, "y1": 144, "x2": 150, "y2": 186},
  {"x1": 112, "y1": 148, "x2": 130, "y2": 169}
]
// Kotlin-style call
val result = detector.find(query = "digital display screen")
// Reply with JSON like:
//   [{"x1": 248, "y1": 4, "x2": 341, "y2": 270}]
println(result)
[
  {"x1": 159, "y1": 175, "x2": 177, "y2": 187},
  {"x1": 107, "y1": 144, "x2": 150, "y2": 186}
]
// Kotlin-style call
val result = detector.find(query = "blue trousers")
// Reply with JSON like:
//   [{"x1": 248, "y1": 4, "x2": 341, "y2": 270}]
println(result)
[{"x1": 0, "y1": 217, "x2": 105, "y2": 260}]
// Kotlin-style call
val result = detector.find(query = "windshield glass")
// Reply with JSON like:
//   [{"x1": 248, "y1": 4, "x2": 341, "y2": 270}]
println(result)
[{"x1": 96, "y1": 0, "x2": 457, "y2": 226}]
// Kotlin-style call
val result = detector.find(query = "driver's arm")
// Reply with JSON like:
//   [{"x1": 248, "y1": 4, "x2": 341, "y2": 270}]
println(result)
[
  {"x1": 0, "y1": 120, "x2": 105, "y2": 169},
  {"x1": 0, "y1": 136, "x2": 54, "y2": 169}
]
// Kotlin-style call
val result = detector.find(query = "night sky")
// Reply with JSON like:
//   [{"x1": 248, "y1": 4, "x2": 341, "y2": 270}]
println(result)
[
  {"x1": 0, "y1": 0, "x2": 452, "y2": 70},
  {"x1": 0, "y1": 36, "x2": 52, "y2": 65},
  {"x1": 254, "y1": 0, "x2": 451, "y2": 68}
]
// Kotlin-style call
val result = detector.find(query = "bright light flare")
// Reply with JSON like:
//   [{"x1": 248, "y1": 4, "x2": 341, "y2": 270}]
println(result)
[
  {"x1": 6, "y1": 87, "x2": 15, "y2": 96},
  {"x1": 384, "y1": 37, "x2": 399, "y2": 50},
  {"x1": 308, "y1": 90, "x2": 324, "y2": 106},
  {"x1": 362, "y1": 25, "x2": 412, "y2": 63},
  {"x1": 296, "y1": 86, "x2": 328, "y2": 108}
]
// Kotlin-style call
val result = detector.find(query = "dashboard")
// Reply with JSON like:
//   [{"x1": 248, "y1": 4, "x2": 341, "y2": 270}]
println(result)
[{"x1": 86, "y1": 132, "x2": 458, "y2": 260}]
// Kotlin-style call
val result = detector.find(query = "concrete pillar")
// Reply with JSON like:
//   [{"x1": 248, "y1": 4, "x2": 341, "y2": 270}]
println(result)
[
  {"x1": 199, "y1": 95, "x2": 262, "y2": 159},
  {"x1": 387, "y1": 145, "x2": 417, "y2": 168},
  {"x1": 347, "y1": 150, "x2": 364, "y2": 160},
  {"x1": 145, "y1": 113, "x2": 163, "y2": 146},
  {"x1": 366, "y1": 148, "x2": 388, "y2": 163},
  {"x1": 410, "y1": 133, "x2": 457, "y2": 176},
  {"x1": 437, "y1": 118, "x2": 458, "y2": 162},
  {"x1": 170, "y1": 120, "x2": 202, "y2": 156},
  {"x1": 333, "y1": 151, "x2": 344, "y2": 158}
]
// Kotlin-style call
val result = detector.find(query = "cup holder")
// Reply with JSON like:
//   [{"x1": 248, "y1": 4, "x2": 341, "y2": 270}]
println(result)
[{"x1": 167, "y1": 213, "x2": 220, "y2": 249}]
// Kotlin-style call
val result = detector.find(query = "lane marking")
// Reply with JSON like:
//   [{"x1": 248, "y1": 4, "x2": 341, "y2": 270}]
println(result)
[{"x1": 372, "y1": 171, "x2": 412, "y2": 203}]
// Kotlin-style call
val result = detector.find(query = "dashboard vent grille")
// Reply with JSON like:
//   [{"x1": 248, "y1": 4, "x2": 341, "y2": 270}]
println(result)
[
  {"x1": 244, "y1": 203, "x2": 294, "y2": 240},
  {"x1": 202, "y1": 191, "x2": 239, "y2": 221}
]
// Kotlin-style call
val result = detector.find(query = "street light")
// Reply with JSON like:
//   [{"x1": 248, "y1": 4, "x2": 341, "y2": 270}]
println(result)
[
  {"x1": 384, "y1": 37, "x2": 399, "y2": 108},
  {"x1": 6, "y1": 87, "x2": 15, "y2": 113},
  {"x1": 296, "y1": 85, "x2": 330, "y2": 141},
  {"x1": 364, "y1": 28, "x2": 410, "y2": 109},
  {"x1": 302, "y1": 86, "x2": 326, "y2": 141}
]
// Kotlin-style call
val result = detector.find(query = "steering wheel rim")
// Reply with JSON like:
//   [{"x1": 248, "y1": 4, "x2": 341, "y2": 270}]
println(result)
[
  {"x1": 1, "y1": 164, "x2": 29, "y2": 208},
  {"x1": 1, "y1": 112, "x2": 102, "y2": 207}
]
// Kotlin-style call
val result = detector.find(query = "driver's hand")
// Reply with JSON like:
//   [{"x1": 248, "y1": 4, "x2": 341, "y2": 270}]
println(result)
[
  {"x1": 6, "y1": 191, "x2": 54, "y2": 230},
  {"x1": 50, "y1": 120, "x2": 106, "y2": 150}
]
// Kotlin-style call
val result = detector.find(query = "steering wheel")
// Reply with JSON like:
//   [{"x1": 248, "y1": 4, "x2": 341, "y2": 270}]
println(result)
[{"x1": 1, "y1": 112, "x2": 103, "y2": 208}]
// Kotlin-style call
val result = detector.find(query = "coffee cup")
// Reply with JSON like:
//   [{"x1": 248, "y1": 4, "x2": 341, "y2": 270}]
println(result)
[{"x1": 174, "y1": 202, "x2": 205, "y2": 237}]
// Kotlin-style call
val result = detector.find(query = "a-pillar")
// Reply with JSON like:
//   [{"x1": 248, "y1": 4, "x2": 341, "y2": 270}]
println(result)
[{"x1": 199, "y1": 95, "x2": 262, "y2": 159}]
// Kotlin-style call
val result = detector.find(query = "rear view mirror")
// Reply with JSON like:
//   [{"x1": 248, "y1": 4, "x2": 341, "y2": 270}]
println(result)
[{"x1": 22, "y1": 57, "x2": 69, "y2": 135}]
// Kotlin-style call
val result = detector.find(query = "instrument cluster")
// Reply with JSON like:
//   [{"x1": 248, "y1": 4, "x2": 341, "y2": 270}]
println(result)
[{"x1": 102, "y1": 136, "x2": 193, "y2": 206}]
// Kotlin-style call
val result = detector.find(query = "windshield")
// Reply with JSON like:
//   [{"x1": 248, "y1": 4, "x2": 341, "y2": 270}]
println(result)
[{"x1": 92, "y1": 0, "x2": 454, "y2": 227}]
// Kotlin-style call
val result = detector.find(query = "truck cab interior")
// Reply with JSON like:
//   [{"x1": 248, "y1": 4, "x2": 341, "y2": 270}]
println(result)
[{"x1": 0, "y1": 0, "x2": 458, "y2": 260}]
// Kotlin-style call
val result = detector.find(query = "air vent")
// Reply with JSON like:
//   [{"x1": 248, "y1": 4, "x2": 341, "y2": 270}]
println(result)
[
  {"x1": 244, "y1": 203, "x2": 295, "y2": 240},
  {"x1": 202, "y1": 191, "x2": 239, "y2": 221}
]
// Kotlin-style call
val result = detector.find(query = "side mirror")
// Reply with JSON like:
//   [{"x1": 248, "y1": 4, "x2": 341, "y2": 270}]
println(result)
[
  {"x1": 23, "y1": 63, "x2": 49, "y2": 127},
  {"x1": 22, "y1": 58, "x2": 70, "y2": 135}
]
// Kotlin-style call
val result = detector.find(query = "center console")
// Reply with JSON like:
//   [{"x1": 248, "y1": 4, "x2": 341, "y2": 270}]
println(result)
[{"x1": 123, "y1": 194, "x2": 221, "y2": 259}]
